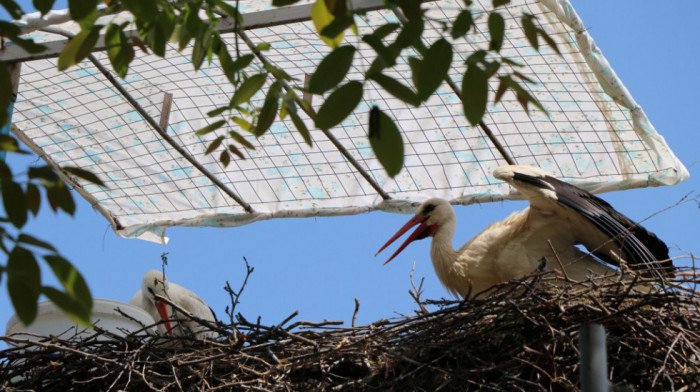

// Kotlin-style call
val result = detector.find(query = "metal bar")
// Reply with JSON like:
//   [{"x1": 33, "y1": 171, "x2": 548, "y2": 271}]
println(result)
[
  {"x1": 388, "y1": 5, "x2": 516, "y2": 166},
  {"x1": 236, "y1": 28, "x2": 393, "y2": 201},
  {"x1": 1, "y1": 0, "x2": 423, "y2": 62},
  {"x1": 579, "y1": 323, "x2": 610, "y2": 392}
]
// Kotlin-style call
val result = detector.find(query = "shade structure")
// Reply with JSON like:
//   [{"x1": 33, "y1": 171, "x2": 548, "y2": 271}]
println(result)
[{"x1": 5, "y1": 0, "x2": 688, "y2": 243}]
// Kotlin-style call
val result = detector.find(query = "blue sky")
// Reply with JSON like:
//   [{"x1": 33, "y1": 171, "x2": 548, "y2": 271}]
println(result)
[{"x1": 2, "y1": 1, "x2": 699, "y2": 338}]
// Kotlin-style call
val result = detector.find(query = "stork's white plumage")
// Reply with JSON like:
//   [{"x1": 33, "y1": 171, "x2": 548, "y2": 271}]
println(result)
[
  {"x1": 129, "y1": 270, "x2": 218, "y2": 339},
  {"x1": 376, "y1": 165, "x2": 673, "y2": 298}
]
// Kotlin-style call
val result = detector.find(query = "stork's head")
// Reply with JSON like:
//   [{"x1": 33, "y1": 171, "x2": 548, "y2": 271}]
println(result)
[
  {"x1": 141, "y1": 270, "x2": 173, "y2": 334},
  {"x1": 376, "y1": 198, "x2": 456, "y2": 264}
]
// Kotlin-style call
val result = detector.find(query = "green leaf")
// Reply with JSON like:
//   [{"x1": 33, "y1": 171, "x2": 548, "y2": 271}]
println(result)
[
  {"x1": 46, "y1": 181, "x2": 76, "y2": 215},
  {"x1": 2, "y1": 180, "x2": 27, "y2": 228},
  {"x1": 372, "y1": 23, "x2": 400, "y2": 40},
  {"x1": 521, "y1": 14, "x2": 538, "y2": 51},
  {"x1": 264, "y1": 63, "x2": 296, "y2": 82},
  {"x1": 207, "y1": 106, "x2": 230, "y2": 117},
  {"x1": 7, "y1": 246, "x2": 41, "y2": 325},
  {"x1": 191, "y1": 28, "x2": 212, "y2": 70},
  {"x1": 363, "y1": 34, "x2": 396, "y2": 68},
  {"x1": 232, "y1": 117, "x2": 252, "y2": 132},
  {"x1": 398, "y1": 0, "x2": 422, "y2": 22},
  {"x1": 219, "y1": 149, "x2": 231, "y2": 167},
  {"x1": 3, "y1": 0, "x2": 23, "y2": 19},
  {"x1": 28, "y1": 165, "x2": 59, "y2": 186},
  {"x1": 63, "y1": 167, "x2": 107, "y2": 188},
  {"x1": 57, "y1": 25, "x2": 102, "y2": 71},
  {"x1": 368, "y1": 72, "x2": 420, "y2": 107},
  {"x1": 488, "y1": 12, "x2": 505, "y2": 52},
  {"x1": 0, "y1": 134, "x2": 25, "y2": 153},
  {"x1": 121, "y1": 0, "x2": 157, "y2": 23},
  {"x1": 205, "y1": 136, "x2": 224, "y2": 155},
  {"x1": 288, "y1": 107, "x2": 312, "y2": 146},
  {"x1": 539, "y1": 29, "x2": 561, "y2": 55},
  {"x1": 184, "y1": 1, "x2": 204, "y2": 37},
  {"x1": 493, "y1": 0, "x2": 510, "y2": 7},
  {"x1": 195, "y1": 119, "x2": 226, "y2": 136},
  {"x1": 44, "y1": 254, "x2": 91, "y2": 305},
  {"x1": 147, "y1": 9, "x2": 176, "y2": 57},
  {"x1": 227, "y1": 144, "x2": 245, "y2": 160},
  {"x1": 0, "y1": 62, "x2": 10, "y2": 127},
  {"x1": 255, "y1": 82, "x2": 281, "y2": 137},
  {"x1": 0, "y1": 160, "x2": 12, "y2": 179},
  {"x1": 229, "y1": 54, "x2": 255, "y2": 73},
  {"x1": 33, "y1": 0, "x2": 54, "y2": 15},
  {"x1": 314, "y1": 81, "x2": 363, "y2": 130},
  {"x1": 394, "y1": 19, "x2": 423, "y2": 49},
  {"x1": 451, "y1": 10, "x2": 473, "y2": 39},
  {"x1": 230, "y1": 73, "x2": 267, "y2": 107},
  {"x1": 272, "y1": 0, "x2": 300, "y2": 5},
  {"x1": 462, "y1": 64, "x2": 488, "y2": 126},
  {"x1": 320, "y1": 14, "x2": 354, "y2": 39},
  {"x1": 494, "y1": 77, "x2": 508, "y2": 104},
  {"x1": 368, "y1": 106, "x2": 403, "y2": 177},
  {"x1": 311, "y1": 0, "x2": 343, "y2": 48},
  {"x1": 229, "y1": 131, "x2": 255, "y2": 149},
  {"x1": 17, "y1": 233, "x2": 57, "y2": 252},
  {"x1": 407, "y1": 56, "x2": 421, "y2": 89},
  {"x1": 105, "y1": 23, "x2": 133, "y2": 78},
  {"x1": 216, "y1": 0, "x2": 242, "y2": 22},
  {"x1": 25, "y1": 183, "x2": 40, "y2": 216},
  {"x1": 309, "y1": 45, "x2": 355, "y2": 95},
  {"x1": 41, "y1": 286, "x2": 91, "y2": 327},
  {"x1": 68, "y1": 0, "x2": 98, "y2": 23},
  {"x1": 416, "y1": 38, "x2": 452, "y2": 101}
]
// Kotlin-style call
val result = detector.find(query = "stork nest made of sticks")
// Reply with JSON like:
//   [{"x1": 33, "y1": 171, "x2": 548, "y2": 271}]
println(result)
[{"x1": 2, "y1": 263, "x2": 699, "y2": 392}]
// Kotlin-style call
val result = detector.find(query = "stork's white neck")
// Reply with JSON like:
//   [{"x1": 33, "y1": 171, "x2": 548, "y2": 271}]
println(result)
[{"x1": 430, "y1": 220, "x2": 458, "y2": 273}]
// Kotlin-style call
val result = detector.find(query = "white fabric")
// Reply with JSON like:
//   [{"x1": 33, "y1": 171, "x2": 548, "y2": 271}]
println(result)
[{"x1": 10, "y1": 0, "x2": 688, "y2": 243}]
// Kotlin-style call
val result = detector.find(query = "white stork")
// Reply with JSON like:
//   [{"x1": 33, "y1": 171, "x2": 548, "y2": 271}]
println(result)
[
  {"x1": 376, "y1": 165, "x2": 673, "y2": 298},
  {"x1": 129, "y1": 270, "x2": 218, "y2": 339}
]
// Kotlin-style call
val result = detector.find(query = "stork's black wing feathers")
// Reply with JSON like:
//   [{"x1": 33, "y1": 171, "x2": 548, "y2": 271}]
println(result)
[
  {"x1": 512, "y1": 172, "x2": 673, "y2": 277},
  {"x1": 545, "y1": 175, "x2": 672, "y2": 277}
]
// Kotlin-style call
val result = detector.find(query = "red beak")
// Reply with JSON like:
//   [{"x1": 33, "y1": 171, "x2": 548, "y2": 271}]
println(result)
[
  {"x1": 155, "y1": 300, "x2": 174, "y2": 335},
  {"x1": 376, "y1": 214, "x2": 436, "y2": 264}
]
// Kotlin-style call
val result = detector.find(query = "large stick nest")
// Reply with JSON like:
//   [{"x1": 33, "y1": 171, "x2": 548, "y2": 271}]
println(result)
[{"x1": 2, "y1": 266, "x2": 699, "y2": 391}]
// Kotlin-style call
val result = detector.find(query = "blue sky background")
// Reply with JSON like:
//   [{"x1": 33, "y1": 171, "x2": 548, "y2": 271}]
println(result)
[{"x1": 1, "y1": 1, "x2": 699, "y2": 339}]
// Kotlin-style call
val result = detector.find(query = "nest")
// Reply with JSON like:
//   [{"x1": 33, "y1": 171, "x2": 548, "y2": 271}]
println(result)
[{"x1": 2, "y1": 265, "x2": 699, "y2": 392}]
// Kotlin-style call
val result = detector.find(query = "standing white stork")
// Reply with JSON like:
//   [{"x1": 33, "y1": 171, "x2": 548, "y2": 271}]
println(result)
[
  {"x1": 376, "y1": 165, "x2": 673, "y2": 298},
  {"x1": 129, "y1": 270, "x2": 218, "y2": 339}
]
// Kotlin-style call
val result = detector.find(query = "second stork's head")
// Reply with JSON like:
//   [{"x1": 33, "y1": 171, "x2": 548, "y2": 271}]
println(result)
[
  {"x1": 141, "y1": 270, "x2": 173, "y2": 334},
  {"x1": 376, "y1": 198, "x2": 456, "y2": 264}
]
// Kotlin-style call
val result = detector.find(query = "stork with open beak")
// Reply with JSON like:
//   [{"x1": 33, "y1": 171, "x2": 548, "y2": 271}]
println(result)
[
  {"x1": 376, "y1": 165, "x2": 674, "y2": 298},
  {"x1": 129, "y1": 270, "x2": 218, "y2": 339}
]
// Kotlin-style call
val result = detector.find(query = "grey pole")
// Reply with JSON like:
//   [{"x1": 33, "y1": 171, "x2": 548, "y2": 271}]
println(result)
[{"x1": 579, "y1": 323, "x2": 610, "y2": 392}]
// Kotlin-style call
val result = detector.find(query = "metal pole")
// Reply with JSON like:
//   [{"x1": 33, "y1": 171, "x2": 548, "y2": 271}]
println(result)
[{"x1": 579, "y1": 323, "x2": 610, "y2": 392}]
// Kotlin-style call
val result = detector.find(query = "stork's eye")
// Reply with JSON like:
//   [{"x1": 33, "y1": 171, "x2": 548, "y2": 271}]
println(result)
[
  {"x1": 147, "y1": 287, "x2": 155, "y2": 296},
  {"x1": 422, "y1": 204, "x2": 436, "y2": 215}
]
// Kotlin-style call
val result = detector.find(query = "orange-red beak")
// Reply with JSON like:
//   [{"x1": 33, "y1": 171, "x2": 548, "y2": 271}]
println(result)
[
  {"x1": 155, "y1": 300, "x2": 174, "y2": 335},
  {"x1": 376, "y1": 214, "x2": 437, "y2": 264}
]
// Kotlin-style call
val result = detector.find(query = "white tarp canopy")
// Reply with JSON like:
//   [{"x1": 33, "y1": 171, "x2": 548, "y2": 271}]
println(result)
[{"x1": 5, "y1": 0, "x2": 688, "y2": 243}]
